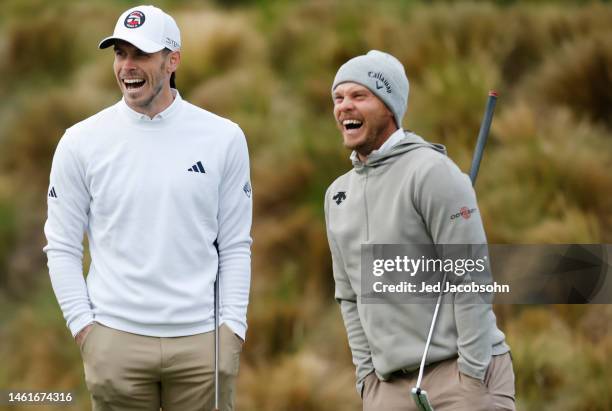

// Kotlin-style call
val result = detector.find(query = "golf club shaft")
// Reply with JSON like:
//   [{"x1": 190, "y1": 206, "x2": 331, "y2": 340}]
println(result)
[
  {"x1": 416, "y1": 91, "x2": 498, "y2": 388},
  {"x1": 469, "y1": 91, "x2": 497, "y2": 185},
  {"x1": 415, "y1": 272, "x2": 447, "y2": 389},
  {"x1": 411, "y1": 92, "x2": 499, "y2": 411},
  {"x1": 214, "y1": 270, "x2": 220, "y2": 411}
]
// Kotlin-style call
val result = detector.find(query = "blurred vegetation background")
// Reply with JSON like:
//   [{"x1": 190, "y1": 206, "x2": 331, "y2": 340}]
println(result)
[{"x1": 1, "y1": 0, "x2": 611, "y2": 410}]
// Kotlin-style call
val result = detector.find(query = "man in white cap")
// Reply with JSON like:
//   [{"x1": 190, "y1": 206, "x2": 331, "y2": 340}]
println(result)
[
  {"x1": 44, "y1": 5, "x2": 251, "y2": 410},
  {"x1": 324, "y1": 50, "x2": 515, "y2": 410}
]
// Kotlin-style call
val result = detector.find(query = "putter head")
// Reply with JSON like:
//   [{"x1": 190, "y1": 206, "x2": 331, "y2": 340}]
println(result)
[{"x1": 411, "y1": 387, "x2": 435, "y2": 411}]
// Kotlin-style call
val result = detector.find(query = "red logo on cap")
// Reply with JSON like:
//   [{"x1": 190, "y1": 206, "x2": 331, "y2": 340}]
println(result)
[{"x1": 124, "y1": 11, "x2": 145, "y2": 29}]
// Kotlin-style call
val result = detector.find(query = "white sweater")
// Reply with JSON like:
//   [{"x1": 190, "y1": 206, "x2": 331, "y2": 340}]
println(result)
[{"x1": 44, "y1": 91, "x2": 252, "y2": 340}]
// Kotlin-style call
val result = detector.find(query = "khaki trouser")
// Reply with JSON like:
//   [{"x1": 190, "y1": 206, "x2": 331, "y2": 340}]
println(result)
[
  {"x1": 79, "y1": 322, "x2": 243, "y2": 411},
  {"x1": 363, "y1": 353, "x2": 515, "y2": 411}
]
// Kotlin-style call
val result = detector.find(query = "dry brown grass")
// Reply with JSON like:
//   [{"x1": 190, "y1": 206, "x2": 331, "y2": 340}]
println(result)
[
  {"x1": 481, "y1": 104, "x2": 612, "y2": 243},
  {"x1": 1, "y1": 1, "x2": 612, "y2": 410},
  {"x1": 176, "y1": 9, "x2": 267, "y2": 96},
  {"x1": 506, "y1": 305, "x2": 612, "y2": 410},
  {"x1": 527, "y1": 33, "x2": 612, "y2": 129}
]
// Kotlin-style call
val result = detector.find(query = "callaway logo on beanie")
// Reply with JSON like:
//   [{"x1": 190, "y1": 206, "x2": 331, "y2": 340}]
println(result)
[
  {"x1": 98, "y1": 5, "x2": 181, "y2": 53},
  {"x1": 332, "y1": 50, "x2": 409, "y2": 128}
]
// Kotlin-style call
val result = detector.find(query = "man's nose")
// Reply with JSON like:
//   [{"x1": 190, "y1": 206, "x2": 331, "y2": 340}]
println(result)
[
  {"x1": 121, "y1": 56, "x2": 138, "y2": 71},
  {"x1": 337, "y1": 97, "x2": 355, "y2": 112}
]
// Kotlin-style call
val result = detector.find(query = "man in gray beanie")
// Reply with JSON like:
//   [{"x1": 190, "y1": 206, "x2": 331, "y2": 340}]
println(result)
[{"x1": 324, "y1": 50, "x2": 515, "y2": 410}]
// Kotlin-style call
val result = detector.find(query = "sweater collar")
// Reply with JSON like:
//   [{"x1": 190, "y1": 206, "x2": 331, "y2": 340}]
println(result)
[
  {"x1": 119, "y1": 89, "x2": 182, "y2": 122},
  {"x1": 351, "y1": 130, "x2": 447, "y2": 171},
  {"x1": 349, "y1": 128, "x2": 405, "y2": 163}
]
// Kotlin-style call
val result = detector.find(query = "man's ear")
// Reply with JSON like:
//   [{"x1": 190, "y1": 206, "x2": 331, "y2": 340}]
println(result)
[{"x1": 168, "y1": 51, "x2": 181, "y2": 73}]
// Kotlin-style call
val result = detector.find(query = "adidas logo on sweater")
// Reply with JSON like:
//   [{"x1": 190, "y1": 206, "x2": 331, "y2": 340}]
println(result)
[
  {"x1": 48, "y1": 186, "x2": 58, "y2": 198},
  {"x1": 187, "y1": 161, "x2": 206, "y2": 173}
]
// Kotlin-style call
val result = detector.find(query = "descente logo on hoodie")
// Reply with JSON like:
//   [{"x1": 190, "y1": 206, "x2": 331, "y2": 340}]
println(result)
[{"x1": 333, "y1": 191, "x2": 347, "y2": 205}]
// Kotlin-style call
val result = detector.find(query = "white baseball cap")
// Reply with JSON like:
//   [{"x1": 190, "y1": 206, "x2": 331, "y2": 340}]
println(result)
[{"x1": 98, "y1": 5, "x2": 181, "y2": 53}]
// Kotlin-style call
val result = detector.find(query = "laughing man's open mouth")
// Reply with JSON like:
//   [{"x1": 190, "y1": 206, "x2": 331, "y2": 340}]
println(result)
[
  {"x1": 343, "y1": 119, "x2": 363, "y2": 131},
  {"x1": 123, "y1": 78, "x2": 146, "y2": 90}
]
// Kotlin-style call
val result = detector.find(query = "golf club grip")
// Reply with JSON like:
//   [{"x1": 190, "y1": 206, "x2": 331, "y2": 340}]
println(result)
[{"x1": 469, "y1": 91, "x2": 498, "y2": 185}]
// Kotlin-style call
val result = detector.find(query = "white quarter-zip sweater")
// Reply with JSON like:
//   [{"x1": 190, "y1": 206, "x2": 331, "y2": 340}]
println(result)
[{"x1": 44, "y1": 91, "x2": 252, "y2": 340}]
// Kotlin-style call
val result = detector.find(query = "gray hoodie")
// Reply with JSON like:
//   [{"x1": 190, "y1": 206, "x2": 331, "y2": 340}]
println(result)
[{"x1": 324, "y1": 131, "x2": 509, "y2": 394}]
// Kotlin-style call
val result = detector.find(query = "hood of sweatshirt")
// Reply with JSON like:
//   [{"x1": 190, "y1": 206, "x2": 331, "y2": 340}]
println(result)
[{"x1": 351, "y1": 131, "x2": 447, "y2": 172}]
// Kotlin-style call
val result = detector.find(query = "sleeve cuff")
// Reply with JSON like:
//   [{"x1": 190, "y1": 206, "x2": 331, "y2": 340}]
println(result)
[
  {"x1": 356, "y1": 379, "x2": 364, "y2": 396},
  {"x1": 356, "y1": 369, "x2": 375, "y2": 396},
  {"x1": 69, "y1": 312, "x2": 95, "y2": 337},
  {"x1": 457, "y1": 357, "x2": 487, "y2": 381},
  {"x1": 222, "y1": 319, "x2": 246, "y2": 341}
]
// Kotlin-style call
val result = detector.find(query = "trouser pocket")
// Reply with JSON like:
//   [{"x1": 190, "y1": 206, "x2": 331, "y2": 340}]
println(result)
[
  {"x1": 82, "y1": 325, "x2": 161, "y2": 409},
  {"x1": 219, "y1": 323, "x2": 243, "y2": 378}
]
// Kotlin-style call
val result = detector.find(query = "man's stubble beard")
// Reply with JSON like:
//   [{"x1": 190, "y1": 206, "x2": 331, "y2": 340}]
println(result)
[
  {"x1": 134, "y1": 61, "x2": 167, "y2": 110},
  {"x1": 346, "y1": 120, "x2": 390, "y2": 158}
]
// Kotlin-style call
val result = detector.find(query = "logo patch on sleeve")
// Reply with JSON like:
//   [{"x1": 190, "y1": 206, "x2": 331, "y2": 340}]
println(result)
[
  {"x1": 450, "y1": 206, "x2": 478, "y2": 220},
  {"x1": 333, "y1": 191, "x2": 347, "y2": 205},
  {"x1": 48, "y1": 186, "x2": 58, "y2": 198}
]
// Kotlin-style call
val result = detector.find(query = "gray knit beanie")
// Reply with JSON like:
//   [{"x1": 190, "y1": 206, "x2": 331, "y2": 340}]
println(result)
[{"x1": 332, "y1": 50, "x2": 409, "y2": 128}]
